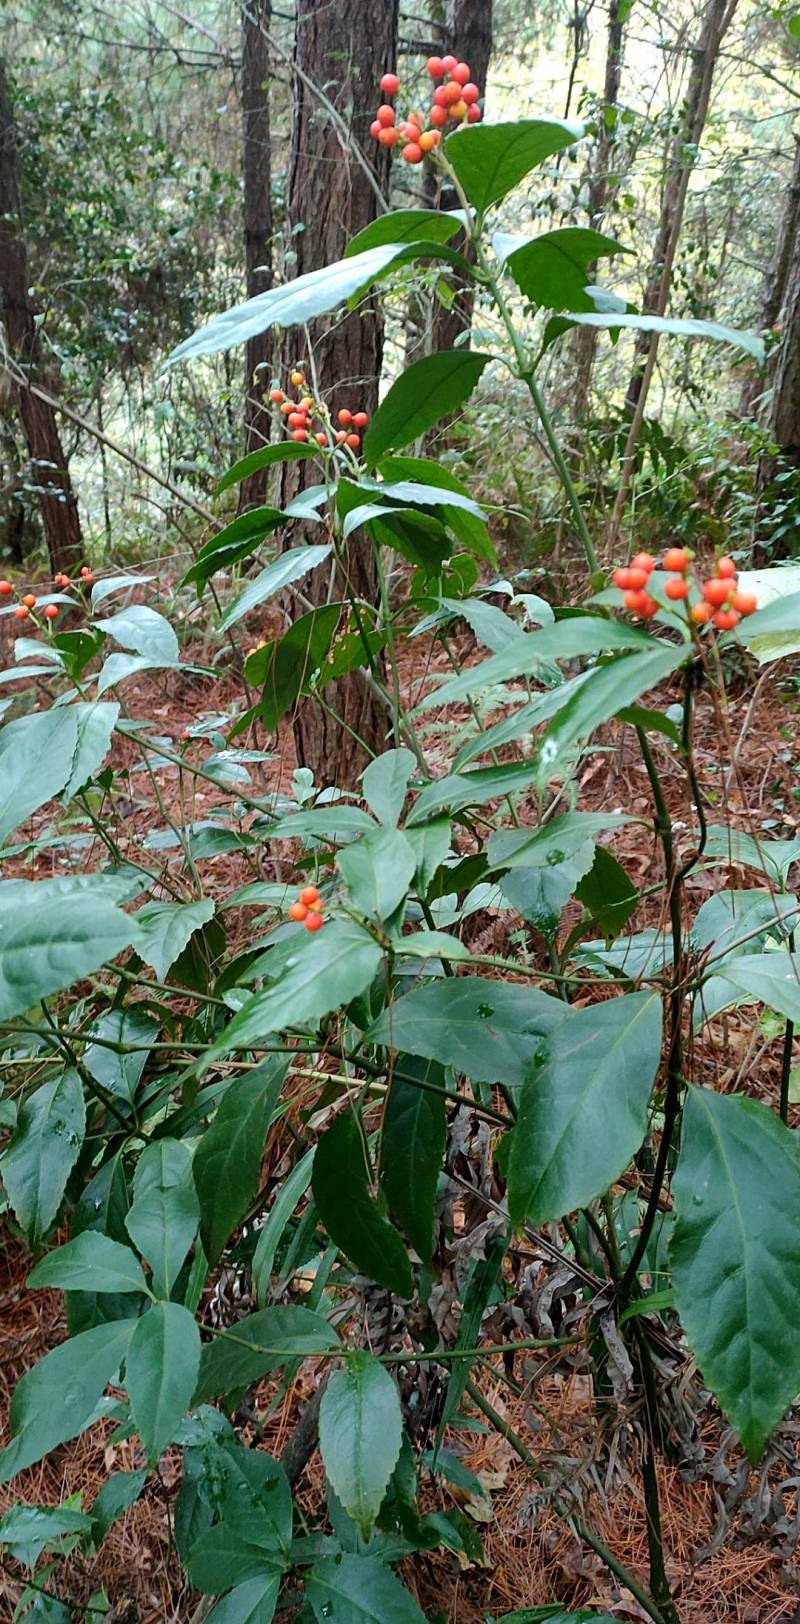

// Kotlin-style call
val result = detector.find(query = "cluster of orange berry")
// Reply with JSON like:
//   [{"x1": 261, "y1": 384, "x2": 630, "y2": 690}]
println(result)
[
  {"x1": 612, "y1": 548, "x2": 758, "y2": 630},
  {"x1": 269, "y1": 371, "x2": 369, "y2": 452},
  {"x1": 54, "y1": 566, "x2": 95, "y2": 589},
  {"x1": 369, "y1": 57, "x2": 481, "y2": 165},
  {"x1": 0, "y1": 564, "x2": 95, "y2": 622},
  {"x1": 287, "y1": 883, "x2": 325, "y2": 933}
]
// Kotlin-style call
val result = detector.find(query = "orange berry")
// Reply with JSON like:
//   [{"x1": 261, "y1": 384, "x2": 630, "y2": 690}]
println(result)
[
  {"x1": 433, "y1": 85, "x2": 450, "y2": 107},
  {"x1": 713, "y1": 608, "x2": 741, "y2": 631},
  {"x1": 44, "y1": 604, "x2": 59, "y2": 620},
  {"x1": 623, "y1": 589, "x2": 647, "y2": 613},
  {"x1": 300, "y1": 885, "x2": 320, "y2": 906},
  {"x1": 346, "y1": 432, "x2": 361, "y2": 449},
  {"x1": 449, "y1": 99, "x2": 468, "y2": 120},
  {"x1": 703, "y1": 577, "x2": 733, "y2": 607},
  {"x1": 732, "y1": 590, "x2": 757, "y2": 616},
  {"x1": 429, "y1": 104, "x2": 448, "y2": 128},
  {"x1": 181, "y1": 727, "x2": 191, "y2": 740},
  {"x1": 613, "y1": 567, "x2": 634, "y2": 590},
  {"x1": 467, "y1": 105, "x2": 481, "y2": 122},
  {"x1": 378, "y1": 126, "x2": 398, "y2": 146},
  {"x1": 0, "y1": 580, "x2": 12, "y2": 595},
  {"x1": 462, "y1": 82, "x2": 480, "y2": 103},
  {"x1": 717, "y1": 556, "x2": 737, "y2": 578},
  {"x1": 288, "y1": 900, "x2": 308, "y2": 922},
  {"x1": 663, "y1": 547, "x2": 689, "y2": 572},
  {"x1": 664, "y1": 577, "x2": 690, "y2": 600},
  {"x1": 627, "y1": 567, "x2": 649, "y2": 590},
  {"x1": 380, "y1": 72, "x2": 400, "y2": 95},
  {"x1": 442, "y1": 80, "x2": 463, "y2": 105},
  {"x1": 22, "y1": 594, "x2": 36, "y2": 608},
  {"x1": 14, "y1": 605, "x2": 28, "y2": 619},
  {"x1": 335, "y1": 431, "x2": 347, "y2": 444},
  {"x1": 304, "y1": 910, "x2": 324, "y2": 932},
  {"x1": 291, "y1": 371, "x2": 305, "y2": 386},
  {"x1": 337, "y1": 408, "x2": 353, "y2": 426},
  {"x1": 288, "y1": 410, "x2": 307, "y2": 427},
  {"x1": 426, "y1": 55, "x2": 445, "y2": 77},
  {"x1": 691, "y1": 602, "x2": 713, "y2": 625},
  {"x1": 291, "y1": 428, "x2": 308, "y2": 442},
  {"x1": 419, "y1": 130, "x2": 440, "y2": 152},
  {"x1": 300, "y1": 396, "x2": 314, "y2": 410},
  {"x1": 269, "y1": 387, "x2": 283, "y2": 403},
  {"x1": 631, "y1": 552, "x2": 655, "y2": 574},
  {"x1": 370, "y1": 119, "x2": 382, "y2": 139},
  {"x1": 451, "y1": 62, "x2": 471, "y2": 85},
  {"x1": 402, "y1": 142, "x2": 423, "y2": 164},
  {"x1": 352, "y1": 411, "x2": 369, "y2": 428},
  {"x1": 441, "y1": 54, "x2": 457, "y2": 72},
  {"x1": 377, "y1": 104, "x2": 396, "y2": 126},
  {"x1": 315, "y1": 432, "x2": 328, "y2": 446},
  {"x1": 639, "y1": 595, "x2": 659, "y2": 619},
  {"x1": 280, "y1": 400, "x2": 294, "y2": 415}
]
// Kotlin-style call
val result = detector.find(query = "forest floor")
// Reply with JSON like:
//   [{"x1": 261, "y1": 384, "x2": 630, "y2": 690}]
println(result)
[{"x1": 2, "y1": 615, "x2": 800, "y2": 1623}]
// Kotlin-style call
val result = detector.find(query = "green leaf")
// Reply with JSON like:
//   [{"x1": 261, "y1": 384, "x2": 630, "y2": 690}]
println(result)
[
  {"x1": 201, "y1": 922, "x2": 382, "y2": 1067},
  {"x1": 544, "y1": 309, "x2": 764, "y2": 363},
  {"x1": 67, "y1": 1152, "x2": 137, "y2": 1336},
  {"x1": 194, "y1": 1305, "x2": 339, "y2": 1403},
  {"x1": 380, "y1": 1058, "x2": 447, "y2": 1262},
  {"x1": 126, "y1": 1301, "x2": 201, "y2": 1459},
  {"x1": 692, "y1": 889, "x2": 797, "y2": 960},
  {"x1": 216, "y1": 442, "x2": 316, "y2": 496},
  {"x1": 252, "y1": 1146, "x2": 315, "y2": 1307},
  {"x1": 89, "y1": 1468, "x2": 149, "y2": 1543},
  {"x1": 312, "y1": 1111, "x2": 412, "y2": 1296},
  {"x1": 135, "y1": 898, "x2": 216, "y2": 980},
  {"x1": 436, "y1": 1226, "x2": 508, "y2": 1449},
  {"x1": 125, "y1": 1138, "x2": 200, "y2": 1299},
  {"x1": 500, "y1": 845, "x2": 595, "y2": 936},
  {"x1": 0, "y1": 888, "x2": 138, "y2": 1020},
  {"x1": 367, "y1": 977, "x2": 567, "y2": 1089},
  {"x1": 0, "y1": 704, "x2": 118, "y2": 844},
  {"x1": 62, "y1": 702, "x2": 120, "y2": 797},
  {"x1": 94, "y1": 605, "x2": 178, "y2": 664},
  {"x1": 183, "y1": 507, "x2": 288, "y2": 587},
  {"x1": 28, "y1": 1232, "x2": 148, "y2": 1297},
  {"x1": 1, "y1": 1070, "x2": 85, "y2": 1242},
  {"x1": 319, "y1": 1353, "x2": 403, "y2": 1537},
  {"x1": 536, "y1": 643, "x2": 688, "y2": 782},
  {"x1": 574, "y1": 846, "x2": 639, "y2": 941},
  {"x1": 307, "y1": 1554, "x2": 428, "y2": 1624},
  {"x1": 338, "y1": 826, "x2": 416, "y2": 921},
  {"x1": 217, "y1": 545, "x2": 332, "y2": 633},
  {"x1": 404, "y1": 818, "x2": 452, "y2": 894},
  {"x1": 346, "y1": 208, "x2": 467, "y2": 255},
  {"x1": 84, "y1": 1007, "x2": 160, "y2": 1106},
  {"x1": 508, "y1": 992, "x2": 662, "y2": 1225},
  {"x1": 489, "y1": 812, "x2": 634, "y2": 873},
  {"x1": 187, "y1": 1529, "x2": 282, "y2": 1596},
  {"x1": 363, "y1": 351, "x2": 490, "y2": 467},
  {"x1": 407, "y1": 761, "x2": 540, "y2": 825},
  {"x1": 502, "y1": 226, "x2": 629, "y2": 311},
  {"x1": 444, "y1": 118, "x2": 583, "y2": 214},
  {"x1": 254, "y1": 603, "x2": 342, "y2": 729},
  {"x1": 412, "y1": 614, "x2": 650, "y2": 715},
  {"x1": 0, "y1": 1318, "x2": 136, "y2": 1484},
  {"x1": 696, "y1": 951, "x2": 800, "y2": 1026},
  {"x1": 378, "y1": 456, "x2": 495, "y2": 561},
  {"x1": 205, "y1": 1574, "x2": 280, "y2": 1624},
  {"x1": 671, "y1": 1086, "x2": 800, "y2": 1461},
  {"x1": 702, "y1": 823, "x2": 800, "y2": 885},
  {"x1": 0, "y1": 1503, "x2": 93, "y2": 1566},
  {"x1": 193, "y1": 1056, "x2": 289, "y2": 1266},
  {"x1": 362, "y1": 749, "x2": 416, "y2": 826}
]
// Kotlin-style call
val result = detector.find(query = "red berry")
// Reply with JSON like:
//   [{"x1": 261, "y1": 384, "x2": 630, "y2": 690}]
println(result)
[
  {"x1": 269, "y1": 387, "x2": 283, "y2": 403},
  {"x1": 337, "y1": 408, "x2": 353, "y2": 426},
  {"x1": 370, "y1": 119, "x2": 382, "y2": 139},
  {"x1": 181, "y1": 727, "x2": 191, "y2": 740},
  {"x1": 467, "y1": 104, "x2": 481, "y2": 122},
  {"x1": 335, "y1": 431, "x2": 347, "y2": 444},
  {"x1": 429, "y1": 104, "x2": 448, "y2": 128},
  {"x1": 377, "y1": 104, "x2": 395, "y2": 127},
  {"x1": 22, "y1": 594, "x2": 36, "y2": 608},
  {"x1": 703, "y1": 578, "x2": 734, "y2": 607},
  {"x1": 14, "y1": 605, "x2": 28, "y2": 619},
  {"x1": 0, "y1": 580, "x2": 11, "y2": 595},
  {"x1": 44, "y1": 604, "x2": 59, "y2": 620},
  {"x1": 691, "y1": 602, "x2": 712, "y2": 625},
  {"x1": 717, "y1": 556, "x2": 737, "y2": 578},
  {"x1": 426, "y1": 55, "x2": 445, "y2": 77},
  {"x1": 713, "y1": 607, "x2": 741, "y2": 631},
  {"x1": 441, "y1": 54, "x2": 457, "y2": 72},
  {"x1": 613, "y1": 567, "x2": 634, "y2": 590},
  {"x1": 462, "y1": 82, "x2": 480, "y2": 103},
  {"x1": 352, "y1": 411, "x2": 369, "y2": 428},
  {"x1": 623, "y1": 589, "x2": 647, "y2": 613},
  {"x1": 378, "y1": 125, "x2": 398, "y2": 146},
  {"x1": 280, "y1": 400, "x2": 294, "y2": 415},
  {"x1": 451, "y1": 62, "x2": 471, "y2": 84},
  {"x1": 402, "y1": 142, "x2": 423, "y2": 164},
  {"x1": 631, "y1": 552, "x2": 654, "y2": 574},
  {"x1": 304, "y1": 910, "x2": 324, "y2": 932},
  {"x1": 380, "y1": 72, "x2": 399, "y2": 95},
  {"x1": 442, "y1": 80, "x2": 462, "y2": 104},
  {"x1": 288, "y1": 900, "x2": 308, "y2": 922},
  {"x1": 419, "y1": 130, "x2": 441, "y2": 151},
  {"x1": 291, "y1": 428, "x2": 308, "y2": 442},
  {"x1": 627, "y1": 567, "x2": 649, "y2": 590},
  {"x1": 732, "y1": 590, "x2": 757, "y2": 616},
  {"x1": 433, "y1": 85, "x2": 450, "y2": 107},
  {"x1": 663, "y1": 547, "x2": 689, "y2": 572},
  {"x1": 300, "y1": 885, "x2": 320, "y2": 906},
  {"x1": 315, "y1": 431, "x2": 328, "y2": 446},
  {"x1": 664, "y1": 577, "x2": 690, "y2": 601},
  {"x1": 345, "y1": 433, "x2": 361, "y2": 449},
  {"x1": 639, "y1": 595, "x2": 659, "y2": 619},
  {"x1": 287, "y1": 410, "x2": 307, "y2": 427}
]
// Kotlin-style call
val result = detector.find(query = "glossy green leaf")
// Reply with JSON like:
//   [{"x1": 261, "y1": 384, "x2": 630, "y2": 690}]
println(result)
[
  {"x1": 0, "y1": 888, "x2": 138, "y2": 1020},
  {"x1": 188, "y1": 1530, "x2": 282, "y2": 1597},
  {"x1": 508, "y1": 993, "x2": 661, "y2": 1225},
  {"x1": 380, "y1": 1058, "x2": 447, "y2": 1261},
  {"x1": 0, "y1": 1318, "x2": 136, "y2": 1485},
  {"x1": 0, "y1": 704, "x2": 117, "y2": 844},
  {"x1": 94, "y1": 604, "x2": 179, "y2": 663},
  {"x1": 692, "y1": 889, "x2": 797, "y2": 960},
  {"x1": 28, "y1": 1232, "x2": 148, "y2": 1297},
  {"x1": 1, "y1": 1070, "x2": 85, "y2": 1242},
  {"x1": 319, "y1": 1354, "x2": 403, "y2": 1537},
  {"x1": 671, "y1": 1086, "x2": 800, "y2": 1461},
  {"x1": 255, "y1": 603, "x2": 342, "y2": 730},
  {"x1": 217, "y1": 442, "x2": 316, "y2": 495},
  {"x1": 545, "y1": 308, "x2": 764, "y2": 362},
  {"x1": 67, "y1": 1151, "x2": 137, "y2": 1336},
  {"x1": 500, "y1": 844, "x2": 595, "y2": 935},
  {"x1": 135, "y1": 898, "x2": 216, "y2": 980},
  {"x1": 407, "y1": 761, "x2": 539, "y2": 825},
  {"x1": 702, "y1": 823, "x2": 800, "y2": 884},
  {"x1": 126, "y1": 1301, "x2": 201, "y2": 1459},
  {"x1": 412, "y1": 614, "x2": 650, "y2": 715},
  {"x1": 502, "y1": 226, "x2": 629, "y2": 311},
  {"x1": 338, "y1": 825, "x2": 416, "y2": 921},
  {"x1": 404, "y1": 818, "x2": 452, "y2": 894},
  {"x1": 312, "y1": 1110, "x2": 412, "y2": 1296},
  {"x1": 489, "y1": 812, "x2": 633, "y2": 874},
  {"x1": 0, "y1": 1503, "x2": 93, "y2": 1565},
  {"x1": 217, "y1": 544, "x2": 332, "y2": 633},
  {"x1": 307, "y1": 1554, "x2": 428, "y2": 1624},
  {"x1": 444, "y1": 118, "x2": 583, "y2": 214},
  {"x1": 252, "y1": 1146, "x2": 315, "y2": 1307},
  {"x1": 194, "y1": 1305, "x2": 339, "y2": 1403},
  {"x1": 378, "y1": 456, "x2": 495, "y2": 561},
  {"x1": 536, "y1": 642, "x2": 688, "y2": 782},
  {"x1": 346, "y1": 208, "x2": 467, "y2": 255},
  {"x1": 696, "y1": 951, "x2": 800, "y2": 1027},
  {"x1": 367, "y1": 977, "x2": 567, "y2": 1088},
  {"x1": 363, "y1": 351, "x2": 490, "y2": 466},
  {"x1": 574, "y1": 846, "x2": 639, "y2": 941},
  {"x1": 183, "y1": 506, "x2": 288, "y2": 587},
  {"x1": 362, "y1": 748, "x2": 416, "y2": 826},
  {"x1": 125, "y1": 1138, "x2": 200, "y2": 1298},
  {"x1": 84, "y1": 1007, "x2": 160, "y2": 1105},
  {"x1": 205, "y1": 1574, "x2": 280, "y2": 1623},
  {"x1": 89, "y1": 1468, "x2": 149, "y2": 1543},
  {"x1": 193, "y1": 1056, "x2": 288, "y2": 1265}
]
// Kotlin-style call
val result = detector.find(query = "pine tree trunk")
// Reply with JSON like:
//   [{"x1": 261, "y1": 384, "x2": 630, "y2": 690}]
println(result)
[
  {"x1": 0, "y1": 59, "x2": 83, "y2": 574},
  {"x1": 741, "y1": 135, "x2": 800, "y2": 420},
  {"x1": 279, "y1": 0, "x2": 398, "y2": 787},
  {"x1": 767, "y1": 212, "x2": 800, "y2": 463},
  {"x1": 571, "y1": 0, "x2": 625, "y2": 428},
  {"x1": 238, "y1": 0, "x2": 274, "y2": 513}
]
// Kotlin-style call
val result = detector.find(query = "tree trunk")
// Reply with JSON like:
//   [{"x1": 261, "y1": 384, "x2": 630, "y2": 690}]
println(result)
[
  {"x1": 741, "y1": 135, "x2": 800, "y2": 420},
  {"x1": 427, "y1": 0, "x2": 494, "y2": 358},
  {"x1": 279, "y1": 0, "x2": 398, "y2": 788},
  {"x1": 0, "y1": 58, "x2": 83, "y2": 574},
  {"x1": 608, "y1": 0, "x2": 738, "y2": 545},
  {"x1": 238, "y1": 0, "x2": 274, "y2": 513},
  {"x1": 767, "y1": 209, "x2": 800, "y2": 463},
  {"x1": 571, "y1": 0, "x2": 625, "y2": 427}
]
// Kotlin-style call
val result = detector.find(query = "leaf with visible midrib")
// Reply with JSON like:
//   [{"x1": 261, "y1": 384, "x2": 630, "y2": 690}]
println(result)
[
  {"x1": 671, "y1": 1086, "x2": 800, "y2": 1462},
  {"x1": 312, "y1": 1112, "x2": 412, "y2": 1296},
  {"x1": 0, "y1": 1318, "x2": 137, "y2": 1485},
  {"x1": 363, "y1": 351, "x2": 490, "y2": 466},
  {"x1": 380, "y1": 1058, "x2": 447, "y2": 1261},
  {"x1": 193, "y1": 1057, "x2": 288, "y2": 1265},
  {"x1": 319, "y1": 1354, "x2": 402, "y2": 1537},
  {"x1": 126, "y1": 1301, "x2": 201, "y2": 1460},
  {"x1": 307, "y1": 1554, "x2": 428, "y2": 1624},
  {"x1": 1, "y1": 1070, "x2": 86, "y2": 1242}
]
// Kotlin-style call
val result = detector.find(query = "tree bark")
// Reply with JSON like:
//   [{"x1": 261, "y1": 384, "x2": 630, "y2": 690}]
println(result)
[
  {"x1": 609, "y1": 0, "x2": 737, "y2": 545},
  {"x1": 238, "y1": 0, "x2": 274, "y2": 513},
  {"x1": 767, "y1": 195, "x2": 800, "y2": 463},
  {"x1": 571, "y1": 0, "x2": 625, "y2": 427},
  {"x1": 741, "y1": 135, "x2": 800, "y2": 420},
  {"x1": 0, "y1": 58, "x2": 83, "y2": 573},
  {"x1": 278, "y1": 0, "x2": 398, "y2": 788}
]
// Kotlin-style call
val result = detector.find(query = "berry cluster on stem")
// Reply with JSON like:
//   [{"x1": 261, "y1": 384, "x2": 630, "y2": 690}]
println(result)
[
  {"x1": 0, "y1": 565, "x2": 94, "y2": 624},
  {"x1": 269, "y1": 372, "x2": 369, "y2": 452},
  {"x1": 287, "y1": 883, "x2": 325, "y2": 932},
  {"x1": 369, "y1": 57, "x2": 481, "y2": 164},
  {"x1": 612, "y1": 549, "x2": 758, "y2": 630}
]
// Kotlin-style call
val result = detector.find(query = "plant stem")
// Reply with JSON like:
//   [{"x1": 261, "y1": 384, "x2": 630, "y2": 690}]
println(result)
[{"x1": 780, "y1": 931, "x2": 796, "y2": 1124}]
